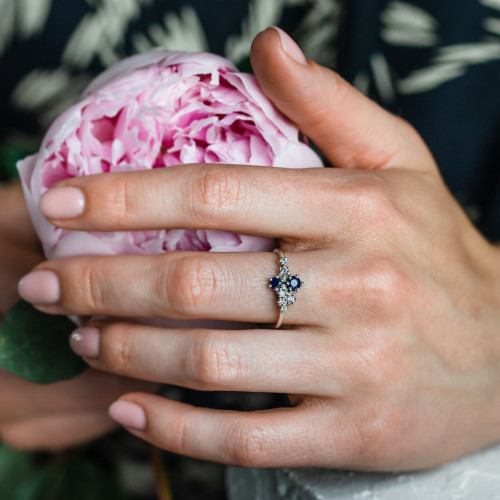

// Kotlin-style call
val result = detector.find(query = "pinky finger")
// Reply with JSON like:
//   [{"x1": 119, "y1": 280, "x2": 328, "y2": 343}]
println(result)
[
  {"x1": 1, "y1": 411, "x2": 117, "y2": 451},
  {"x1": 108, "y1": 394, "x2": 351, "y2": 468}
]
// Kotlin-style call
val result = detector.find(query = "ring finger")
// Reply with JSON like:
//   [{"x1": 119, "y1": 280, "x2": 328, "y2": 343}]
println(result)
[{"x1": 18, "y1": 250, "x2": 330, "y2": 326}]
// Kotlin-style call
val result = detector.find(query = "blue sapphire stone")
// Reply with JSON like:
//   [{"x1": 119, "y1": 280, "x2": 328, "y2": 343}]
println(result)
[
  {"x1": 270, "y1": 277, "x2": 281, "y2": 289},
  {"x1": 287, "y1": 276, "x2": 302, "y2": 291}
]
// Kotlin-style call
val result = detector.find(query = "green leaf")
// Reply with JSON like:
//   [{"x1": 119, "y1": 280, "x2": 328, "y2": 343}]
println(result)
[
  {"x1": 0, "y1": 301, "x2": 87, "y2": 384},
  {"x1": 9, "y1": 463, "x2": 60, "y2": 500},
  {"x1": 62, "y1": 459, "x2": 127, "y2": 500},
  {"x1": 0, "y1": 445, "x2": 34, "y2": 499},
  {"x1": 235, "y1": 55, "x2": 253, "y2": 74},
  {"x1": 11, "y1": 459, "x2": 126, "y2": 500},
  {"x1": 0, "y1": 139, "x2": 38, "y2": 181}
]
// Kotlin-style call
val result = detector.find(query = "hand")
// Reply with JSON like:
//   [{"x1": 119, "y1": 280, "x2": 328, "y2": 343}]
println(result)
[
  {"x1": 0, "y1": 182, "x2": 154, "y2": 451},
  {"x1": 18, "y1": 28, "x2": 500, "y2": 469},
  {"x1": 0, "y1": 182, "x2": 42, "y2": 316}
]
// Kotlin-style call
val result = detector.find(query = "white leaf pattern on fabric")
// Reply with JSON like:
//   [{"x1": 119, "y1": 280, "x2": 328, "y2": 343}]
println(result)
[
  {"x1": 371, "y1": 52, "x2": 396, "y2": 103},
  {"x1": 11, "y1": 68, "x2": 92, "y2": 127},
  {"x1": 379, "y1": 0, "x2": 500, "y2": 95},
  {"x1": 132, "y1": 6, "x2": 208, "y2": 54},
  {"x1": 482, "y1": 0, "x2": 500, "y2": 36},
  {"x1": 353, "y1": 70, "x2": 371, "y2": 94},
  {"x1": 398, "y1": 41, "x2": 500, "y2": 94},
  {"x1": 434, "y1": 42, "x2": 500, "y2": 64},
  {"x1": 224, "y1": 0, "x2": 285, "y2": 63},
  {"x1": 398, "y1": 63, "x2": 467, "y2": 94},
  {"x1": 292, "y1": 0, "x2": 340, "y2": 68},
  {"x1": 381, "y1": 1, "x2": 439, "y2": 48},
  {"x1": 481, "y1": 0, "x2": 500, "y2": 11},
  {"x1": 62, "y1": 0, "x2": 152, "y2": 69},
  {"x1": 0, "y1": 0, "x2": 52, "y2": 55},
  {"x1": 484, "y1": 17, "x2": 500, "y2": 35}
]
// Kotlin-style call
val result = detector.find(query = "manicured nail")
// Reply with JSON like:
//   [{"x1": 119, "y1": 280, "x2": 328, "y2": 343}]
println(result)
[
  {"x1": 40, "y1": 187, "x2": 85, "y2": 219},
  {"x1": 70, "y1": 327, "x2": 100, "y2": 359},
  {"x1": 109, "y1": 401, "x2": 147, "y2": 430},
  {"x1": 271, "y1": 26, "x2": 307, "y2": 66},
  {"x1": 18, "y1": 270, "x2": 60, "y2": 305}
]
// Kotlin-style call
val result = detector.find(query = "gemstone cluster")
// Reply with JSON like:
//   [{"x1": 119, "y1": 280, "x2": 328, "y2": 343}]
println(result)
[{"x1": 269, "y1": 256, "x2": 303, "y2": 313}]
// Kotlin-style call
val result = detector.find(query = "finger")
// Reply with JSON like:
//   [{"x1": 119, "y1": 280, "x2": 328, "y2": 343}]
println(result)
[
  {"x1": 0, "y1": 240, "x2": 43, "y2": 315},
  {"x1": 0, "y1": 367, "x2": 154, "y2": 421},
  {"x1": 108, "y1": 394, "x2": 355, "y2": 467},
  {"x1": 39, "y1": 164, "x2": 359, "y2": 240},
  {"x1": 1, "y1": 411, "x2": 117, "y2": 451},
  {"x1": 20, "y1": 251, "x2": 327, "y2": 326},
  {"x1": 72, "y1": 323, "x2": 340, "y2": 396},
  {"x1": 0, "y1": 182, "x2": 39, "y2": 246},
  {"x1": 251, "y1": 28, "x2": 437, "y2": 173}
]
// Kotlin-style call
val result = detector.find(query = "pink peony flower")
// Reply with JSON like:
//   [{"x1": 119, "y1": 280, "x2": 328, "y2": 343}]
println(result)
[{"x1": 18, "y1": 51, "x2": 323, "y2": 260}]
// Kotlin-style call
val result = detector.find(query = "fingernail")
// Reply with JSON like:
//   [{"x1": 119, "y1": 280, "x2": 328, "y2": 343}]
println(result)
[
  {"x1": 40, "y1": 187, "x2": 85, "y2": 219},
  {"x1": 109, "y1": 400, "x2": 147, "y2": 430},
  {"x1": 271, "y1": 26, "x2": 307, "y2": 66},
  {"x1": 18, "y1": 270, "x2": 60, "y2": 305},
  {"x1": 70, "y1": 327, "x2": 100, "y2": 358}
]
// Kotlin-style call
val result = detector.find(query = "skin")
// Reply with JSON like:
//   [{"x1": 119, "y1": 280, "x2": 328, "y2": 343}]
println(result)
[
  {"x1": 14, "y1": 28, "x2": 500, "y2": 469},
  {"x1": 0, "y1": 183, "x2": 154, "y2": 451}
]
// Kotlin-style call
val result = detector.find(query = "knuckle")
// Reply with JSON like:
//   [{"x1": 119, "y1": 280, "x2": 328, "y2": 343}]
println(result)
[
  {"x1": 164, "y1": 413, "x2": 191, "y2": 456},
  {"x1": 358, "y1": 257, "x2": 408, "y2": 315},
  {"x1": 77, "y1": 261, "x2": 104, "y2": 312},
  {"x1": 226, "y1": 421, "x2": 268, "y2": 467},
  {"x1": 351, "y1": 175, "x2": 394, "y2": 221},
  {"x1": 189, "y1": 165, "x2": 244, "y2": 224},
  {"x1": 103, "y1": 323, "x2": 135, "y2": 373},
  {"x1": 167, "y1": 256, "x2": 218, "y2": 316},
  {"x1": 393, "y1": 115, "x2": 420, "y2": 142},
  {"x1": 187, "y1": 332, "x2": 241, "y2": 388},
  {"x1": 354, "y1": 405, "x2": 407, "y2": 466},
  {"x1": 107, "y1": 174, "x2": 133, "y2": 222}
]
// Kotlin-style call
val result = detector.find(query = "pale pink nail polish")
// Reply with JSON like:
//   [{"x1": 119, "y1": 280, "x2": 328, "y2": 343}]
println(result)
[
  {"x1": 18, "y1": 270, "x2": 60, "y2": 305},
  {"x1": 70, "y1": 327, "x2": 100, "y2": 358},
  {"x1": 40, "y1": 186, "x2": 85, "y2": 219},
  {"x1": 271, "y1": 26, "x2": 307, "y2": 66},
  {"x1": 109, "y1": 401, "x2": 147, "y2": 430}
]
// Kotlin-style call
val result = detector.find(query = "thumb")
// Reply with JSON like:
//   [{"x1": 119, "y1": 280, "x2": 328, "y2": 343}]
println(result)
[{"x1": 250, "y1": 27, "x2": 437, "y2": 172}]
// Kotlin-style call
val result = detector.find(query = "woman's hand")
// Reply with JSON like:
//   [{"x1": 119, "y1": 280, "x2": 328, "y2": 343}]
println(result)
[
  {"x1": 0, "y1": 182, "x2": 154, "y2": 451},
  {"x1": 0, "y1": 182, "x2": 42, "y2": 316},
  {"x1": 18, "y1": 28, "x2": 500, "y2": 469}
]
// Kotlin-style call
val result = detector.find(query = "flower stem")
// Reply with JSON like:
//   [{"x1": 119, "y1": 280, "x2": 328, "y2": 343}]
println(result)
[{"x1": 146, "y1": 443, "x2": 174, "y2": 500}]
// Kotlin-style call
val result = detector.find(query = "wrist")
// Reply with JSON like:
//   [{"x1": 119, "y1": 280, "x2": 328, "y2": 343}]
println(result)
[{"x1": 486, "y1": 241, "x2": 500, "y2": 442}]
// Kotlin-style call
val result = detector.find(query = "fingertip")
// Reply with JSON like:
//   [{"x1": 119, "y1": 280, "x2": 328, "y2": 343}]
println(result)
[
  {"x1": 109, "y1": 399, "x2": 147, "y2": 431},
  {"x1": 39, "y1": 186, "x2": 85, "y2": 220},
  {"x1": 250, "y1": 27, "x2": 278, "y2": 61},
  {"x1": 251, "y1": 27, "x2": 308, "y2": 80}
]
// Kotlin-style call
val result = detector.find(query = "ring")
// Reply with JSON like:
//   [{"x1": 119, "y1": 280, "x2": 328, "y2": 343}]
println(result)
[{"x1": 268, "y1": 249, "x2": 303, "y2": 328}]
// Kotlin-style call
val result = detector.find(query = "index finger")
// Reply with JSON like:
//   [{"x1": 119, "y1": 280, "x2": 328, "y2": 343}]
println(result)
[{"x1": 38, "y1": 164, "x2": 364, "y2": 240}]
